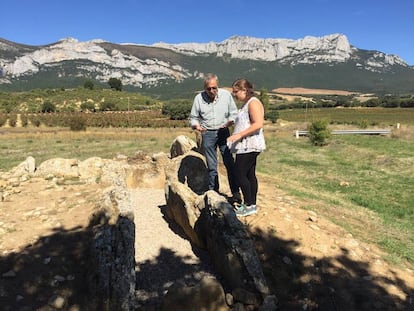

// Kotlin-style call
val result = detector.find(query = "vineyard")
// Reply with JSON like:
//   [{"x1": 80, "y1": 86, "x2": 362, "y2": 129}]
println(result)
[
  {"x1": 0, "y1": 110, "x2": 188, "y2": 129},
  {"x1": 278, "y1": 107, "x2": 414, "y2": 126}
]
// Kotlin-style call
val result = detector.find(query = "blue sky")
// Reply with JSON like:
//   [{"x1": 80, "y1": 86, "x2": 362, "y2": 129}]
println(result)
[{"x1": 1, "y1": 0, "x2": 413, "y2": 65}]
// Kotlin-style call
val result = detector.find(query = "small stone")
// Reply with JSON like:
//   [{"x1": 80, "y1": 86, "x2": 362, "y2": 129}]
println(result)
[
  {"x1": 309, "y1": 224, "x2": 320, "y2": 231},
  {"x1": 225, "y1": 292, "x2": 234, "y2": 306},
  {"x1": 43, "y1": 257, "x2": 51, "y2": 264},
  {"x1": 48, "y1": 295, "x2": 66, "y2": 309},
  {"x1": 50, "y1": 279, "x2": 59, "y2": 287},
  {"x1": 2, "y1": 270, "x2": 16, "y2": 278},
  {"x1": 54, "y1": 275, "x2": 66, "y2": 282},
  {"x1": 283, "y1": 256, "x2": 292, "y2": 265}
]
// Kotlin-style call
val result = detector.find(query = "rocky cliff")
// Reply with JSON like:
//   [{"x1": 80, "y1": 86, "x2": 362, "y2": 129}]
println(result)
[{"x1": 0, "y1": 34, "x2": 413, "y2": 94}]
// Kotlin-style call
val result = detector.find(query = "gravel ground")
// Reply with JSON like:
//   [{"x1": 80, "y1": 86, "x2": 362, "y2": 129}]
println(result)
[{"x1": 131, "y1": 188, "x2": 218, "y2": 308}]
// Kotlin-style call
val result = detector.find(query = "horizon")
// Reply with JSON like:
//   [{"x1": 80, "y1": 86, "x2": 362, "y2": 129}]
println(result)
[{"x1": 1, "y1": 0, "x2": 413, "y2": 66}]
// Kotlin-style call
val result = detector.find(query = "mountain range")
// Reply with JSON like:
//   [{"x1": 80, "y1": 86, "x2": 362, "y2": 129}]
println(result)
[{"x1": 1, "y1": 33, "x2": 413, "y2": 98}]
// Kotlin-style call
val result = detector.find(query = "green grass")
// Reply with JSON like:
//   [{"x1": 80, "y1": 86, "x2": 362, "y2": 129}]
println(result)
[
  {"x1": 258, "y1": 133, "x2": 414, "y2": 266},
  {"x1": 279, "y1": 107, "x2": 414, "y2": 125}
]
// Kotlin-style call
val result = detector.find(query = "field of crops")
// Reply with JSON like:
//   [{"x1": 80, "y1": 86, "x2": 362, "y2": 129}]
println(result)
[{"x1": 278, "y1": 107, "x2": 414, "y2": 126}]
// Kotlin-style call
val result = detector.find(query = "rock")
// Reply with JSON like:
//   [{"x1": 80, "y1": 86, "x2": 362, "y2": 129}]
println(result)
[
  {"x1": 282, "y1": 256, "x2": 292, "y2": 265},
  {"x1": 232, "y1": 287, "x2": 260, "y2": 306},
  {"x1": 48, "y1": 294, "x2": 66, "y2": 309},
  {"x1": 25, "y1": 156, "x2": 36, "y2": 173},
  {"x1": 195, "y1": 191, "x2": 270, "y2": 299},
  {"x1": 165, "y1": 150, "x2": 209, "y2": 195},
  {"x1": 36, "y1": 158, "x2": 80, "y2": 179},
  {"x1": 78, "y1": 157, "x2": 104, "y2": 181},
  {"x1": 170, "y1": 135, "x2": 198, "y2": 158},
  {"x1": 258, "y1": 295, "x2": 278, "y2": 311},
  {"x1": 161, "y1": 278, "x2": 228, "y2": 311},
  {"x1": 2, "y1": 270, "x2": 16, "y2": 277},
  {"x1": 164, "y1": 180, "x2": 204, "y2": 248}
]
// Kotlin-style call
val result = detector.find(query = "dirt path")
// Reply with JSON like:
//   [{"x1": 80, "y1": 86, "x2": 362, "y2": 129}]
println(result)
[{"x1": 131, "y1": 188, "x2": 217, "y2": 308}]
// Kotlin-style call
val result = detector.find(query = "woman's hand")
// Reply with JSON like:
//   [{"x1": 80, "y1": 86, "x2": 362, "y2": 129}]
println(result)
[{"x1": 227, "y1": 133, "x2": 242, "y2": 144}]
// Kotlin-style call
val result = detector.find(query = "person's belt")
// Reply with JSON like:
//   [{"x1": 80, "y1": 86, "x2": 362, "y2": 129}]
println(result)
[{"x1": 206, "y1": 127, "x2": 227, "y2": 131}]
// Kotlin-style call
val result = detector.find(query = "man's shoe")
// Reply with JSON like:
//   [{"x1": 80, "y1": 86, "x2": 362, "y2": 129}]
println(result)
[{"x1": 234, "y1": 204, "x2": 257, "y2": 217}]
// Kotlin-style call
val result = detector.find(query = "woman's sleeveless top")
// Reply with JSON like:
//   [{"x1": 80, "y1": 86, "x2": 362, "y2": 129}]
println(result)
[{"x1": 231, "y1": 97, "x2": 266, "y2": 154}]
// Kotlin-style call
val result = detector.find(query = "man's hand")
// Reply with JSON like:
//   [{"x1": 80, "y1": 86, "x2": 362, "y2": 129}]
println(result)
[
  {"x1": 221, "y1": 121, "x2": 234, "y2": 128},
  {"x1": 194, "y1": 125, "x2": 206, "y2": 132}
]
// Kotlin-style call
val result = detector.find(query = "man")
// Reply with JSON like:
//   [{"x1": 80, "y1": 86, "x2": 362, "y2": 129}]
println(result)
[{"x1": 189, "y1": 73, "x2": 241, "y2": 203}]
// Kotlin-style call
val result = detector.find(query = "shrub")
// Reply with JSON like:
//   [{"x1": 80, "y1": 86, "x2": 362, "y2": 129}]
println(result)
[
  {"x1": 83, "y1": 80, "x2": 94, "y2": 90},
  {"x1": 68, "y1": 115, "x2": 87, "y2": 131},
  {"x1": 308, "y1": 120, "x2": 331, "y2": 146},
  {"x1": 41, "y1": 101, "x2": 56, "y2": 113},
  {"x1": 8, "y1": 114, "x2": 17, "y2": 127},
  {"x1": 108, "y1": 78, "x2": 122, "y2": 91},
  {"x1": 265, "y1": 110, "x2": 279, "y2": 123},
  {"x1": 99, "y1": 101, "x2": 116, "y2": 111},
  {"x1": 21, "y1": 114, "x2": 28, "y2": 127},
  {"x1": 80, "y1": 101, "x2": 95, "y2": 112},
  {"x1": 0, "y1": 114, "x2": 7, "y2": 126},
  {"x1": 162, "y1": 99, "x2": 192, "y2": 120}
]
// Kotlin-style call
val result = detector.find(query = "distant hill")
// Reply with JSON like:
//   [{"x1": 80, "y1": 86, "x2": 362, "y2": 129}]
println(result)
[{"x1": 1, "y1": 34, "x2": 414, "y2": 98}]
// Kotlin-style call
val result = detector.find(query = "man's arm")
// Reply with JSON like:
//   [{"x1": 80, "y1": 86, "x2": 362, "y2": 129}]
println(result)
[{"x1": 189, "y1": 96, "x2": 203, "y2": 130}]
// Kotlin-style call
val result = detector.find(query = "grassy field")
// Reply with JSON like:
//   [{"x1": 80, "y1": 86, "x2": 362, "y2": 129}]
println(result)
[
  {"x1": 0, "y1": 128, "x2": 192, "y2": 170},
  {"x1": 259, "y1": 126, "x2": 414, "y2": 266},
  {"x1": 278, "y1": 107, "x2": 414, "y2": 126},
  {"x1": 1, "y1": 120, "x2": 413, "y2": 268}
]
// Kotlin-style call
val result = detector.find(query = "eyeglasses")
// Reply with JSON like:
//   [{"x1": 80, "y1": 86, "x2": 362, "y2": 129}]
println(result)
[{"x1": 206, "y1": 86, "x2": 218, "y2": 91}]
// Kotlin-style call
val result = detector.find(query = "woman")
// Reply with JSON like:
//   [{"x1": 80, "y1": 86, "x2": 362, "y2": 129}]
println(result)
[{"x1": 227, "y1": 79, "x2": 266, "y2": 216}]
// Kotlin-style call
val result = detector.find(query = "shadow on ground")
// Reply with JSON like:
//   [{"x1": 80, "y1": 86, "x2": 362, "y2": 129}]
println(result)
[
  {"x1": 0, "y1": 225, "x2": 95, "y2": 310},
  {"x1": 1, "y1": 211, "x2": 413, "y2": 311},
  {"x1": 249, "y1": 227, "x2": 413, "y2": 310}
]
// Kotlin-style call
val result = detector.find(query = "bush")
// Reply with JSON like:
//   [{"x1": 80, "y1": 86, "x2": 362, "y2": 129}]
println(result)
[
  {"x1": 83, "y1": 80, "x2": 94, "y2": 90},
  {"x1": 308, "y1": 120, "x2": 331, "y2": 146},
  {"x1": 68, "y1": 115, "x2": 87, "y2": 131},
  {"x1": 99, "y1": 101, "x2": 116, "y2": 111},
  {"x1": 108, "y1": 78, "x2": 122, "y2": 91},
  {"x1": 162, "y1": 99, "x2": 192, "y2": 120},
  {"x1": 41, "y1": 101, "x2": 56, "y2": 113},
  {"x1": 265, "y1": 110, "x2": 279, "y2": 123},
  {"x1": 0, "y1": 113, "x2": 7, "y2": 126},
  {"x1": 8, "y1": 114, "x2": 17, "y2": 127},
  {"x1": 81, "y1": 101, "x2": 96, "y2": 112}
]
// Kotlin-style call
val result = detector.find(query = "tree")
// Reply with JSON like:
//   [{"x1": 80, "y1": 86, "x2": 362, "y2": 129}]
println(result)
[
  {"x1": 41, "y1": 101, "x2": 56, "y2": 113},
  {"x1": 308, "y1": 120, "x2": 331, "y2": 146},
  {"x1": 108, "y1": 78, "x2": 122, "y2": 91},
  {"x1": 83, "y1": 80, "x2": 94, "y2": 90},
  {"x1": 258, "y1": 88, "x2": 270, "y2": 120}
]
